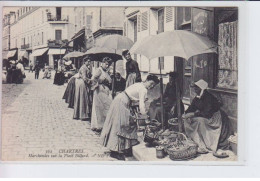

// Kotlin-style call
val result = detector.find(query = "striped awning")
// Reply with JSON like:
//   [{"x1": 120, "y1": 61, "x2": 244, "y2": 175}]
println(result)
[
  {"x1": 31, "y1": 48, "x2": 49, "y2": 57},
  {"x1": 7, "y1": 50, "x2": 17, "y2": 58},
  {"x1": 48, "y1": 48, "x2": 66, "y2": 55}
]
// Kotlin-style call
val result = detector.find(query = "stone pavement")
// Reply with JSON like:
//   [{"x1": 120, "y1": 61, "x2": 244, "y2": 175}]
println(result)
[{"x1": 1, "y1": 70, "x2": 118, "y2": 161}]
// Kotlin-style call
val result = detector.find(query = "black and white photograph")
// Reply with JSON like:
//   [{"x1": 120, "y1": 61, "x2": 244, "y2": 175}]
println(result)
[{"x1": 1, "y1": 5, "x2": 239, "y2": 162}]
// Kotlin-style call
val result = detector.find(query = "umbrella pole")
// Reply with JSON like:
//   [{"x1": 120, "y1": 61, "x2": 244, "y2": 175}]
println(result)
[
  {"x1": 159, "y1": 59, "x2": 165, "y2": 131},
  {"x1": 176, "y1": 80, "x2": 183, "y2": 133},
  {"x1": 112, "y1": 61, "x2": 116, "y2": 99}
]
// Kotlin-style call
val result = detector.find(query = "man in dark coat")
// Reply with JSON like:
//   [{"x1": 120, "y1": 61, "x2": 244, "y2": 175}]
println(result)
[
  {"x1": 122, "y1": 50, "x2": 141, "y2": 88},
  {"x1": 114, "y1": 72, "x2": 126, "y2": 93},
  {"x1": 34, "y1": 64, "x2": 40, "y2": 79}
]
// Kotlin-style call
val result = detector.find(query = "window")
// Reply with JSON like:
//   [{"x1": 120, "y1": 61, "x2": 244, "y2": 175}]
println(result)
[
  {"x1": 55, "y1": 30, "x2": 62, "y2": 41},
  {"x1": 158, "y1": 8, "x2": 164, "y2": 33},
  {"x1": 217, "y1": 21, "x2": 238, "y2": 90},
  {"x1": 183, "y1": 7, "x2": 191, "y2": 22},
  {"x1": 176, "y1": 7, "x2": 191, "y2": 30},
  {"x1": 56, "y1": 7, "x2": 61, "y2": 20}
]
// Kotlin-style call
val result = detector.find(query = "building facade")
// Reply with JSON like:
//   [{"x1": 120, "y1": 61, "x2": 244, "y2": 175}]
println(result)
[
  {"x1": 124, "y1": 7, "x2": 176, "y2": 82},
  {"x1": 174, "y1": 7, "x2": 238, "y2": 132},
  {"x1": 2, "y1": 12, "x2": 14, "y2": 67},
  {"x1": 8, "y1": 7, "x2": 74, "y2": 68},
  {"x1": 125, "y1": 6, "x2": 238, "y2": 132},
  {"x1": 70, "y1": 7, "x2": 125, "y2": 73}
]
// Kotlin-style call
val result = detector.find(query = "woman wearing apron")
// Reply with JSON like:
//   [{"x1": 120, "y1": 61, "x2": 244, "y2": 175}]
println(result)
[{"x1": 101, "y1": 74, "x2": 159, "y2": 160}]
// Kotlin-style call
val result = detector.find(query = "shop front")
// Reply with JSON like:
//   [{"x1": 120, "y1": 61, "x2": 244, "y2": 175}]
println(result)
[
  {"x1": 174, "y1": 7, "x2": 238, "y2": 132},
  {"x1": 30, "y1": 48, "x2": 49, "y2": 68},
  {"x1": 48, "y1": 48, "x2": 66, "y2": 69}
]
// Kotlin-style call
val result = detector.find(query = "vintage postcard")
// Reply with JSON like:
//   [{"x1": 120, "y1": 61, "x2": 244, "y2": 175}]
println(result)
[{"x1": 1, "y1": 4, "x2": 239, "y2": 163}]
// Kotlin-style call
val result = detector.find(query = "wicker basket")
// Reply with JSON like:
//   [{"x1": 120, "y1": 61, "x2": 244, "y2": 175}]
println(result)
[
  {"x1": 168, "y1": 118, "x2": 179, "y2": 131},
  {"x1": 166, "y1": 133, "x2": 198, "y2": 161},
  {"x1": 143, "y1": 121, "x2": 161, "y2": 143}
]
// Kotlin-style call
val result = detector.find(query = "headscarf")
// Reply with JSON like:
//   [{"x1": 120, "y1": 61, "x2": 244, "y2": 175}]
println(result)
[{"x1": 194, "y1": 79, "x2": 208, "y2": 99}]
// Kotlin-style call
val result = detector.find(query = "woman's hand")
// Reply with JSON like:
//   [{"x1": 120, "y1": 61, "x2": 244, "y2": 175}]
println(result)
[{"x1": 182, "y1": 112, "x2": 195, "y2": 119}]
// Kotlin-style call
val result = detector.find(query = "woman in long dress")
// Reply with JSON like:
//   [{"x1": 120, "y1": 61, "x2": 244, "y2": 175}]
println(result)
[
  {"x1": 182, "y1": 79, "x2": 232, "y2": 158},
  {"x1": 91, "y1": 57, "x2": 113, "y2": 133},
  {"x1": 53, "y1": 59, "x2": 65, "y2": 85},
  {"x1": 73, "y1": 58, "x2": 92, "y2": 120},
  {"x1": 101, "y1": 74, "x2": 160, "y2": 160},
  {"x1": 62, "y1": 73, "x2": 79, "y2": 109}
]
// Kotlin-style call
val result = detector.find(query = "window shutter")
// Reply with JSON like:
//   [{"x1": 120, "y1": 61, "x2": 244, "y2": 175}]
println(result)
[
  {"x1": 166, "y1": 7, "x2": 173, "y2": 23},
  {"x1": 141, "y1": 11, "x2": 148, "y2": 31}
]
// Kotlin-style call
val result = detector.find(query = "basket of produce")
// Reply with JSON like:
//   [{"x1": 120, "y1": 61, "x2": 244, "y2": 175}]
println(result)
[
  {"x1": 143, "y1": 119, "x2": 161, "y2": 143},
  {"x1": 143, "y1": 126, "x2": 156, "y2": 143},
  {"x1": 157, "y1": 129, "x2": 179, "y2": 152},
  {"x1": 168, "y1": 118, "x2": 179, "y2": 131},
  {"x1": 165, "y1": 132, "x2": 198, "y2": 161}
]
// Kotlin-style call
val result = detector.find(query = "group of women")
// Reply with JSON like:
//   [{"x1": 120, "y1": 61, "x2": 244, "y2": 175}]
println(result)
[
  {"x1": 63, "y1": 50, "x2": 232, "y2": 160},
  {"x1": 62, "y1": 50, "x2": 161, "y2": 160},
  {"x1": 5, "y1": 60, "x2": 25, "y2": 84}
]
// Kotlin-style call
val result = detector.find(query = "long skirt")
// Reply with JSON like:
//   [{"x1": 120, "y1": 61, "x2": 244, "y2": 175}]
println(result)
[
  {"x1": 73, "y1": 78, "x2": 91, "y2": 120},
  {"x1": 218, "y1": 110, "x2": 233, "y2": 150},
  {"x1": 100, "y1": 93, "x2": 139, "y2": 152},
  {"x1": 91, "y1": 85, "x2": 112, "y2": 130},
  {"x1": 125, "y1": 73, "x2": 137, "y2": 88},
  {"x1": 53, "y1": 72, "x2": 64, "y2": 85},
  {"x1": 62, "y1": 77, "x2": 76, "y2": 109},
  {"x1": 12, "y1": 69, "x2": 23, "y2": 84},
  {"x1": 184, "y1": 111, "x2": 222, "y2": 152}
]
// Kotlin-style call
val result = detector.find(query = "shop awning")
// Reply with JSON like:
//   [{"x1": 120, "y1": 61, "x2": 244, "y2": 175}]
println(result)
[
  {"x1": 18, "y1": 50, "x2": 29, "y2": 59},
  {"x1": 2, "y1": 51, "x2": 8, "y2": 60},
  {"x1": 71, "y1": 28, "x2": 85, "y2": 41},
  {"x1": 48, "y1": 48, "x2": 66, "y2": 55},
  {"x1": 31, "y1": 48, "x2": 49, "y2": 57},
  {"x1": 7, "y1": 50, "x2": 17, "y2": 58}
]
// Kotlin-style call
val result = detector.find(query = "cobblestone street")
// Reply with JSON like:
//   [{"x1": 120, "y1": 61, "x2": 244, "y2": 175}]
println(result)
[
  {"x1": 1, "y1": 70, "x2": 237, "y2": 162},
  {"x1": 1, "y1": 70, "x2": 117, "y2": 161}
]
